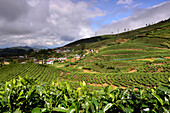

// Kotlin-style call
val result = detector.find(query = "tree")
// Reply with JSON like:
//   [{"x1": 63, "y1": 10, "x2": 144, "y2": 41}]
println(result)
[
  {"x1": 28, "y1": 49, "x2": 34, "y2": 54},
  {"x1": 79, "y1": 43, "x2": 86, "y2": 58}
]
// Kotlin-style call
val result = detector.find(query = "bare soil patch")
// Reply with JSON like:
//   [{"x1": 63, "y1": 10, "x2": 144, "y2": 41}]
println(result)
[
  {"x1": 164, "y1": 57, "x2": 170, "y2": 59},
  {"x1": 60, "y1": 70, "x2": 64, "y2": 76},
  {"x1": 87, "y1": 83, "x2": 127, "y2": 89},
  {"x1": 145, "y1": 46, "x2": 168, "y2": 50},
  {"x1": 127, "y1": 70, "x2": 137, "y2": 73},
  {"x1": 102, "y1": 53, "x2": 138, "y2": 56},
  {"x1": 154, "y1": 63, "x2": 164, "y2": 65},
  {"x1": 96, "y1": 57, "x2": 102, "y2": 60},
  {"x1": 83, "y1": 69, "x2": 98, "y2": 73},
  {"x1": 116, "y1": 38, "x2": 129, "y2": 44},
  {"x1": 58, "y1": 65, "x2": 64, "y2": 67},
  {"x1": 78, "y1": 67, "x2": 83, "y2": 69}
]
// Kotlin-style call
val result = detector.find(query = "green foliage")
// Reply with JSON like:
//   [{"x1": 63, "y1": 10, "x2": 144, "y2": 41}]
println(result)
[
  {"x1": 0, "y1": 63, "x2": 61, "y2": 84},
  {"x1": 63, "y1": 72, "x2": 169, "y2": 87},
  {"x1": 0, "y1": 77, "x2": 169, "y2": 112},
  {"x1": 161, "y1": 41, "x2": 170, "y2": 48},
  {"x1": 137, "y1": 64, "x2": 170, "y2": 72}
]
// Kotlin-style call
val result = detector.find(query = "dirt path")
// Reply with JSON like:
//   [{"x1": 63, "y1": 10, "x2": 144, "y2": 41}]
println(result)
[
  {"x1": 83, "y1": 69, "x2": 98, "y2": 73},
  {"x1": 87, "y1": 83, "x2": 127, "y2": 89},
  {"x1": 60, "y1": 70, "x2": 64, "y2": 76},
  {"x1": 102, "y1": 53, "x2": 139, "y2": 56},
  {"x1": 127, "y1": 70, "x2": 137, "y2": 73},
  {"x1": 78, "y1": 66, "x2": 82, "y2": 69},
  {"x1": 154, "y1": 63, "x2": 164, "y2": 65},
  {"x1": 144, "y1": 46, "x2": 169, "y2": 50}
]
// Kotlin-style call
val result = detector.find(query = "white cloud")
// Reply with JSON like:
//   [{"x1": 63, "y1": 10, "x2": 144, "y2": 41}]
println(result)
[
  {"x1": 98, "y1": 1, "x2": 170, "y2": 35},
  {"x1": 125, "y1": 3, "x2": 142, "y2": 8},
  {"x1": 117, "y1": 0, "x2": 133, "y2": 5},
  {"x1": 0, "y1": 0, "x2": 105, "y2": 48}
]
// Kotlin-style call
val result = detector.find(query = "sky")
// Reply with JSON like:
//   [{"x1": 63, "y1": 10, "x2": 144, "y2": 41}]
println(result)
[{"x1": 0, "y1": 0, "x2": 170, "y2": 48}]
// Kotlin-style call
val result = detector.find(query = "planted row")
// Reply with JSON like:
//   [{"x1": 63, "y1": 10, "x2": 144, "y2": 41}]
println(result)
[{"x1": 63, "y1": 72, "x2": 169, "y2": 87}]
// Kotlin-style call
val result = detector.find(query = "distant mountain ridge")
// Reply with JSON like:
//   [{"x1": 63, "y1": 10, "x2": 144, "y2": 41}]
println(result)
[{"x1": 0, "y1": 46, "x2": 47, "y2": 57}]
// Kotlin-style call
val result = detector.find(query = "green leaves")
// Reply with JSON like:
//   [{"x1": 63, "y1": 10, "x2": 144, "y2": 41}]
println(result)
[
  {"x1": 103, "y1": 103, "x2": 113, "y2": 112},
  {"x1": 0, "y1": 77, "x2": 169, "y2": 113},
  {"x1": 152, "y1": 93, "x2": 163, "y2": 106},
  {"x1": 32, "y1": 107, "x2": 41, "y2": 113},
  {"x1": 52, "y1": 107, "x2": 68, "y2": 112}
]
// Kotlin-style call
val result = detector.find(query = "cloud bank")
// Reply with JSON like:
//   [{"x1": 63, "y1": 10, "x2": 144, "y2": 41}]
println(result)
[
  {"x1": 117, "y1": 0, "x2": 133, "y2": 5},
  {"x1": 0, "y1": 0, "x2": 105, "y2": 48}
]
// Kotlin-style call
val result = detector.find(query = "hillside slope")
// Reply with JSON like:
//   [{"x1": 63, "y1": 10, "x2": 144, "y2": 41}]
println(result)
[{"x1": 65, "y1": 18, "x2": 170, "y2": 49}]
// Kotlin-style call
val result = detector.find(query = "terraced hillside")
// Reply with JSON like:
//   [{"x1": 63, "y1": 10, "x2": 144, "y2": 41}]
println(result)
[
  {"x1": 54, "y1": 18, "x2": 170, "y2": 89},
  {"x1": 0, "y1": 63, "x2": 61, "y2": 84},
  {"x1": 0, "y1": 19, "x2": 169, "y2": 90}
]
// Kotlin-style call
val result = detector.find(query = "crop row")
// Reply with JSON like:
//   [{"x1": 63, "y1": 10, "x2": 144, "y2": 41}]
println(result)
[
  {"x1": 0, "y1": 63, "x2": 61, "y2": 84},
  {"x1": 137, "y1": 64, "x2": 170, "y2": 72},
  {"x1": 63, "y1": 72, "x2": 169, "y2": 87}
]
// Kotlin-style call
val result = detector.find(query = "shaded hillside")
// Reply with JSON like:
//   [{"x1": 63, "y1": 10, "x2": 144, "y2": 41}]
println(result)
[{"x1": 0, "y1": 47, "x2": 33, "y2": 57}]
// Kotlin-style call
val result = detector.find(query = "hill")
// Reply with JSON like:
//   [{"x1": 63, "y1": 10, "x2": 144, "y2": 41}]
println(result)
[
  {"x1": 59, "y1": 18, "x2": 170, "y2": 75},
  {"x1": 1, "y1": 18, "x2": 169, "y2": 87},
  {"x1": 65, "y1": 18, "x2": 170, "y2": 49},
  {"x1": 0, "y1": 18, "x2": 169, "y2": 113}
]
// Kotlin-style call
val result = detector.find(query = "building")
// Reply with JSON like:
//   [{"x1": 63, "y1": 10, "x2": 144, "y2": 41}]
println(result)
[
  {"x1": 74, "y1": 54, "x2": 80, "y2": 60},
  {"x1": 39, "y1": 60, "x2": 43, "y2": 64},
  {"x1": 4, "y1": 61, "x2": 10, "y2": 65},
  {"x1": 46, "y1": 59, "x2": 54, "y2": 65},
  {"x1": 19, "y1": 56, "x2": 24, "y2": 58}
]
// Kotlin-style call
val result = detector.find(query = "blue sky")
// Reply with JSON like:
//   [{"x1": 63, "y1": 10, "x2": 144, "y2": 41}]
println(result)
[
  {"x1": 0, "y1": 0, "x2": 169, "y2": 48},
  {"x1": 91, "y1": 0, "x2": 170, "y2": 31}
]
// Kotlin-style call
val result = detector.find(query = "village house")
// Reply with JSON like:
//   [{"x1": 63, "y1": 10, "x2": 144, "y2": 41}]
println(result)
[
  {"x1": 66, "y1": 49, "x2": 70, "y2": 52},
  {"x1": 4, "y1": 61, "x2": 10, "y2": 65},
  {"x1": 19, "y1": 56, "x2": 24, "y2": 58},
  {"x1": 34, "y1": 61, "x2": 39, "y2": 64},
  {"x1": 58, "y1": 57, "x2": 67, "y2": 62},
  {"x1": 74, "y1": 54, "x2": 80, "y2": 60},
  {"x1": 55, "y1": 49, "x2": 62, "y2": 53},
  {"x1": 46, "y1": 59, "x2": 54, "y2": 65}
]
